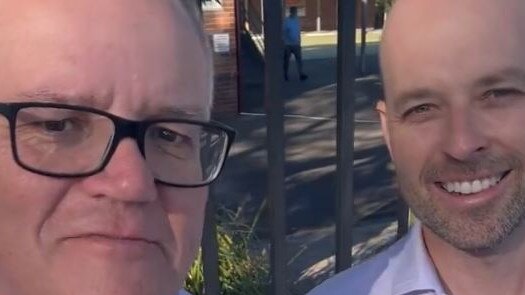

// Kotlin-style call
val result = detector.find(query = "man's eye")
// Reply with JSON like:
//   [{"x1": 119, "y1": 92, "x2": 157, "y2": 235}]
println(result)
[
  {"x1": 42, "y1": 120, "x2": 72, "y2": 132},
  {"x1": 156, "y1": 128, "x2": 187, "y2": 144},
  {"x1": 21, "y1": 119, "x2": 79, "y2": 134},
  {"x1": 484, "y1": 88, "x2": 523, "y2": 99},
  {"x1": 402, "y1": 104, "x2": 434, "y2": 119}
]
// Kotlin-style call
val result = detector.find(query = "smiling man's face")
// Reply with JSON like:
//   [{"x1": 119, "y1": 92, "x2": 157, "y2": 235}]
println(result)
[
  {"x1": 378, "y1": 0, "x2": 525, "y2": 251},
  {"x1": 0, "y1": 0, "x2": 211, "y2": 294}
]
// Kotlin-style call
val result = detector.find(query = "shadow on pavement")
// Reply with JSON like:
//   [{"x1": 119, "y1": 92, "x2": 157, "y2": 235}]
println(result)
[
  {"x1": 212, "y1": 114, "x2": 397, "y2": 236},
  {"x1": 210, "y1": 37, "x2": 399, "y2": 294}
]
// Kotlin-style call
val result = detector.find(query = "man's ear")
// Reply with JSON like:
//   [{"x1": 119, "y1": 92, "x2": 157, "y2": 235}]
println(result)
[{"x1": 376, "y1": 99, "x2": 393, "y2": 159}]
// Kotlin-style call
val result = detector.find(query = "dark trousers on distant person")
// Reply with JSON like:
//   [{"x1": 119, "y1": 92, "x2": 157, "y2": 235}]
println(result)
[{"x1": 284, "y1": 45, "x2": 307, "y2": 81}]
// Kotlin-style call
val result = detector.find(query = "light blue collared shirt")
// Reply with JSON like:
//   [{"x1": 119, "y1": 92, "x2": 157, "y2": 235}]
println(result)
[{"x1": 308, "y1": 222, "x2": 447, "y2": 295}]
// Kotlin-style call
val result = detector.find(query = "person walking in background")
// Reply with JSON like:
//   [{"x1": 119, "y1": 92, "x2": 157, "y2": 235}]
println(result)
[{"x1": 283, "y1": 6, "x2": 308, "y2": 81}]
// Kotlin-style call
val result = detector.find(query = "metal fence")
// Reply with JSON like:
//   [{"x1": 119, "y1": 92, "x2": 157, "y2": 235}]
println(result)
[{"x1": 199, "y1": 0, "x2": 409, "y2": 294}]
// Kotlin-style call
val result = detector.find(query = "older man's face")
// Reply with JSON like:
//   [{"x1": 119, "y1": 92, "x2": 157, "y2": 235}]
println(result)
[
  {"x1": 379, "y1": 0, "x2": 525, "y2": 252},
  {"x1": 0, "y1": 0, "x2": 211, "y2": 294}
]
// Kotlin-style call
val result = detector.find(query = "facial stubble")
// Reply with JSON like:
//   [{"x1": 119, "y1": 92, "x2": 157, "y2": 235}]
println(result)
[{"x1": 397, "y1": 154, "x2": 525, "y2": 253}]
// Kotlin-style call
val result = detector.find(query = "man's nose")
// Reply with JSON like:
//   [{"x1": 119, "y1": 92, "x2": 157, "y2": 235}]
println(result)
[
  {"x1": 81, "y1": 139, "x2": 157, "y2": 203},
  {"x1": 443, "y1": 110, "x2": 489, "y2": 161}
]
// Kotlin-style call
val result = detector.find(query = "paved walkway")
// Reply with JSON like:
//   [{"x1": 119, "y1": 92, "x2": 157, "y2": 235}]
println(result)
[{"x1": 211, "y1": 31, "x2": 400, "y2": 294}]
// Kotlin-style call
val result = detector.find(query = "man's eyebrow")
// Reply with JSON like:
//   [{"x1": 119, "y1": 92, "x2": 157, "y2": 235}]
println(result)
[
  {"x1": 14, "y1": 90, "x2": 210, "y2": 119},
  {"x1": 474, "y1": 67, "x2": 525, "y2": 88},
  {"x1": 392, "y1": 88, "x2": 440, "y2": 111},
  {"x1": 152, "y1": 106, "x2": 209, "y2": 120},
  {"x1": 15, "y1": 90, "x2": 97, "y2": 106}
]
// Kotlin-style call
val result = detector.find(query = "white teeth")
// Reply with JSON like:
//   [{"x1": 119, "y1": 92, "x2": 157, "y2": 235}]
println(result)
[
  {"x1": 481, "y1": 179, "x2": 491, "y2": 190},
  {"x1": 460, "y1": 182, "x2": 472, "y2": 194},
  {"x1": 454, "y1": 182, "x2": 461, "y2": 192},
  {"x1": 472, "y1": 180, "x2": 482, "y2": 194},
  {"x1": 441, "y1": 174, "x2": 505, "y2": 195}
]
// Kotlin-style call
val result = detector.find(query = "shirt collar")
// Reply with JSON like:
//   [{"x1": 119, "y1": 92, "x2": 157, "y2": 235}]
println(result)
[{"x1": 392, "y1": 221, "x2": 447, "y2": 295}]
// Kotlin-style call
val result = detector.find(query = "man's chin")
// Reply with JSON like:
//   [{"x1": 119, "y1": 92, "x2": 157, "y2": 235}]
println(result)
[
  {"x1": 54, "y1": 274, "x2": 179, "y2": 295},
  {"x1": 418, "y1": 201, "x2": 524, "y2": 253},
  {"x1": 48, "y1": 256, "x2": 180, "y2": 295},
  {"x1": 403, "y1": 177, "x2": 525, "y2": 251}
]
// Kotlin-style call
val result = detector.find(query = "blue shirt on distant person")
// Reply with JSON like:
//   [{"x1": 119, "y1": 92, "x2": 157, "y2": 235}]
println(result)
[{"x1": 283, "y1": 15, "x2": 301, "y2": 46}]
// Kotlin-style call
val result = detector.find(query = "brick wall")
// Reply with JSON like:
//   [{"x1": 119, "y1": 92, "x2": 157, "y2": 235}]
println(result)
[
  {"x1": 320, "y1": 0, "x2": 337, "y2": 31},
  {"x1": 203, "y1": 0, "x2": 239, "y2": 114},
  {"x1": 249, "y1": 0, "x2": 377, "y2": 32},
  {"x1": 291, "y1": 0, "x2": 377, "y2": 31}
]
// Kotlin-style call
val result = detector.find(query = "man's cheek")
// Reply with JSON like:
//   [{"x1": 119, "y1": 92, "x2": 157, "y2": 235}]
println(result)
[
  {"x1": 164, "y1": 193, "x2": 207, "y2": 261},
  {"x1": 168, "y1": 213, "x2": 204, "y2": 277}
]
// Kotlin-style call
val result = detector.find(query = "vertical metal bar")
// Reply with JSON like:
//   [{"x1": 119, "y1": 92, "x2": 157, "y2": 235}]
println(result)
[
  {"x1": 263, "y1": 0, "x2": 286, "y2": 293},
  {"x1": 202, "y1": 193, "x2": 220, "y2": 295},
  {"x1": 359, "y1": 0, "x2": 367, "y2": 74},
  {"x1": 335, "y1": 0, "x2": 357, "y2": 273},
  {"x1": 235, "y1": 0, "x2": 244, "y2": 113}
]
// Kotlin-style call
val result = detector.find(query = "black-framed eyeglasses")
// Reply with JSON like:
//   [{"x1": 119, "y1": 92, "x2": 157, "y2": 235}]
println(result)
[{"x1": 0, "y1": 102, "x2": 236, "y2": 187}]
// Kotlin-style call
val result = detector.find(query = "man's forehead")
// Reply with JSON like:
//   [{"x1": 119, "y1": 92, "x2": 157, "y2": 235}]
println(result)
[
  {"x1": 0, "y1": 0, "x2": 201, "y2": 40},
  {"x1": 0, "y1": 0, "x2": 212, "y2": 116},
  {"x1": 384, "y1": 0, "x2": 524, "y2": 23},
  {"x1": 0, "y1": 0, "x2": 188, "y2": 17},
  {"x1": 380, "y1": 0, "x2": 525, "y2": 103},
  {"x1": 381, "y1": 0, "x2": 525, "y2": 60},
  {"x1": 13, "y1": 89, "x2": 210, "y2": 120}
]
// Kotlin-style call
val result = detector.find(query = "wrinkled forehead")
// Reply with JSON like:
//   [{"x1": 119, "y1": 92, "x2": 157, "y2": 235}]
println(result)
[
  {"x1": 0, "y1": 0, "x2": 212, "y2": 119},
  {"x1": 380, "y1": 0, "x2": 525, "y2": 104}
]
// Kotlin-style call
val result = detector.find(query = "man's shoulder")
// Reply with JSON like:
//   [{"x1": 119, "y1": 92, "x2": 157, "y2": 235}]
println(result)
[{"x1": 308, "y1": 236, "x2": 409, "y2": 295}]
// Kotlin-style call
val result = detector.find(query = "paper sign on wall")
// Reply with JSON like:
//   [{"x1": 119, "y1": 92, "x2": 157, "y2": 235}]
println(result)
[{"x1": 212, "y1": 33, "x2": 230, "y2": 53}]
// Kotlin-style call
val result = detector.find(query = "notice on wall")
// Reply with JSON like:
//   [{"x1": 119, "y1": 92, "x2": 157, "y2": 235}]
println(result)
[
  {"x1": 212, "y1": 33, "x2": 230, "y2": 54},
  {"x1": 285, "y1": 0, "x2": 306, "y2": 16}
]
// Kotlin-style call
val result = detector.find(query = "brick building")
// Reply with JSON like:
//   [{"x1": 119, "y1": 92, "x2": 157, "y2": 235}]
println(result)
[
  {"x1": 246, "y1": 0, "x2": 377, "y2": 32},
  {"x1": 201, "y1": 0, "x2": 240, "y2": 113}
]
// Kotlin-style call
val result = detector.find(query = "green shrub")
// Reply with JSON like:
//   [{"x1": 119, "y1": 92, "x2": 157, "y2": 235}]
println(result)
[
  {"x1": 376, "y1": 0, "x2": 394, "y2": 11},
  {"x1": 184, "y1": 208, "x2": 269, "y2": 295}
]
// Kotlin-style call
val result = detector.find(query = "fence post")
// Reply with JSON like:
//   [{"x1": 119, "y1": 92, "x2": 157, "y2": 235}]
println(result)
[
  {"x1": 359, "y1": 0, "x2": 368, "y2": 75},
  {"x1": 202, "y1": 192, "x2": 220, "y2": 294},
  {"x1": 335, "y1": 0, "x2": 357, "y2": 273},
  {"x1": 263, "y1": 0, "x2": 286, "y2": 293}
]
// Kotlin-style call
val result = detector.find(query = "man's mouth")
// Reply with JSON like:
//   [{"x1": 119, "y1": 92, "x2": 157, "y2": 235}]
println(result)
[{"x1": 437, "y1": 170, "x2": 512, "y2": 196}]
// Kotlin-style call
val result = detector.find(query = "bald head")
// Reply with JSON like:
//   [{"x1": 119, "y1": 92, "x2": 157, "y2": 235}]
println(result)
[{"x1": 380, "y1": 0, "x2": 525, "y2": 103}]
